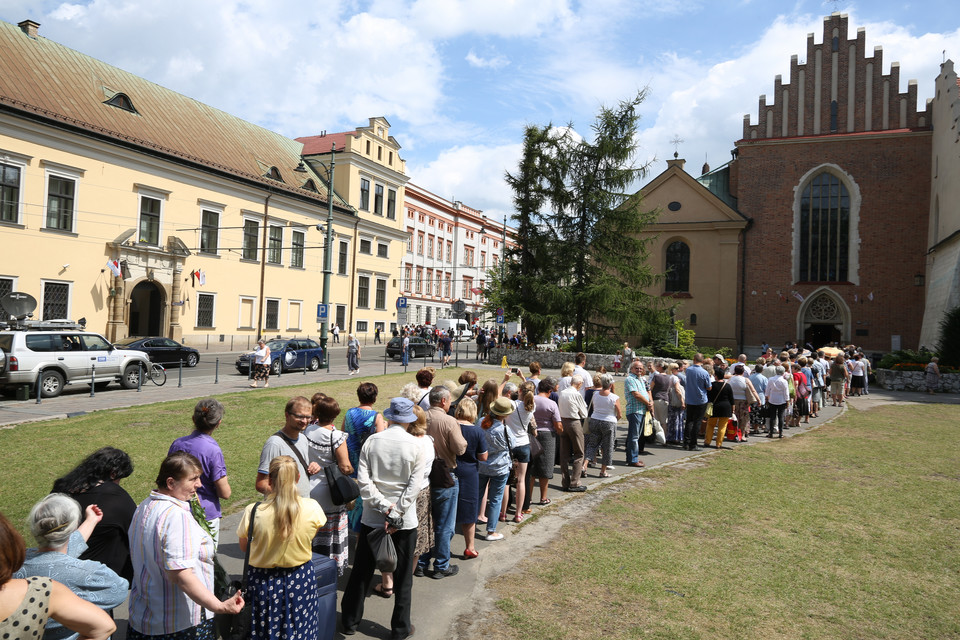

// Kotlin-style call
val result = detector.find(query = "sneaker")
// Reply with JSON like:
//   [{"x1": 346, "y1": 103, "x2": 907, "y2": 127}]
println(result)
[
  {"x1": 485, "y1": 532, "x2": 504, "y2": 541},
  {"x1": 413, "y1": 566, "x2": 425, "y2": 578},
  {"x1": 430, "y1": 565, "x2": 459, "y2": 579}
]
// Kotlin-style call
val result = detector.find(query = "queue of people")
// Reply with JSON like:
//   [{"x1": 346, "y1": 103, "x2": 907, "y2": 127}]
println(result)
[{"x1": 0, "y1": 347, "x2": 866, "y2": 640}]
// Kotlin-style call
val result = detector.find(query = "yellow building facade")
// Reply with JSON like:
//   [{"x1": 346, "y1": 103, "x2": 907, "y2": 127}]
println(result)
[{"x1": 0, "y1": 19, "x2": 402, "y2": 351}]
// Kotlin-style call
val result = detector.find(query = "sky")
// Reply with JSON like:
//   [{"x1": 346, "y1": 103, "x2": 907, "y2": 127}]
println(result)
[{"x1": 1, "y1": 0, "x2": 958, "y2": 224}]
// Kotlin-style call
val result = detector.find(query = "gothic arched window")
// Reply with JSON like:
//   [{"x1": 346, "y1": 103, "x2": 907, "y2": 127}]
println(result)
[
  {"x1": 799, "y1": 172, "x2": 850, "y2": 282},
  {"x1": 665, "y1": 241, "x2": 690, "y2": 292}
]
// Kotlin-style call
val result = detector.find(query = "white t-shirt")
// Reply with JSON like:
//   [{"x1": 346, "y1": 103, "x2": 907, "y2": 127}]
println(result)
[
  {"x1": 504, "y1": 400, "x2": 533, "y2": 447},
  {"x1": 590, "y1": 392, "x2": 619, "y2": 423}
]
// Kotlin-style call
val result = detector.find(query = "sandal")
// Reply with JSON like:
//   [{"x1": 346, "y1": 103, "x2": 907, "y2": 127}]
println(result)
[
  {"x1": 373, "y1": 584, "x2": 393, "y2": 598},
  {"x1": 598, "y1": 472, "x2": 611, "y2": 478},
  {"x1": 537, "y1": 498, "x2": 552, "y2": 506},
  {"x1": 513, "y1": 514, "x2": 524, "y2": 523}
]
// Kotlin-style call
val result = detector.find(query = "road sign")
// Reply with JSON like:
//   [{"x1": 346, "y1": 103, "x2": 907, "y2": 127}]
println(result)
[
  {"x1": 316, "y1": 303, "x2": 328, "y2": 321},
  {"x1": 397, "y1": 297, "x2": 408, "y2": 309},
  {"x1": 397, "y1": 309, "x2": 408, "y2": 323},
  {"x1": 496, "y1": 307, "x2": 504, "y2": 316},
  {"x1": 452, "y1": 299, "x2": 466, "y2": 314},
  {"x1": 496, "y1": 315, "x2": 504, "y2": 324}
]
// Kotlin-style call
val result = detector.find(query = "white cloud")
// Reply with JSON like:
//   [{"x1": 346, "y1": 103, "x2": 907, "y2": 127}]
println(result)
[{"x1": 465, "y1": 49, "x2": 509, "y2": 69}]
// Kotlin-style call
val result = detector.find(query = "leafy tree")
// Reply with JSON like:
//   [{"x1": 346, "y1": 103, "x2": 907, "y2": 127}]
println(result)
[
  {"x1": 937, "y1": 305, "x2": 960, "y2": 367},
  {"x1": 493, "y1": 92, "x2": 666, "y2": 348}
]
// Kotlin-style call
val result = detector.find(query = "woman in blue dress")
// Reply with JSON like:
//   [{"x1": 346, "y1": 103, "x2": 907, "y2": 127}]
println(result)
[
  {"x1": 453, "y1": 400, "x2": 487, "y2": 559},
  {"x1": 340, "y1": 382, "x2": 386, "y2": 531}
]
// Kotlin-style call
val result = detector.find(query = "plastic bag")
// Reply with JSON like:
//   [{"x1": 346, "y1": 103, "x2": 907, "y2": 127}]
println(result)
[{"x1": 367, "y1": 526, "x2": 398, "y2": 573}]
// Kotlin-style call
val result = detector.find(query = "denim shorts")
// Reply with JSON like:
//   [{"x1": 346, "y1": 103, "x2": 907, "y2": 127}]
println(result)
[{"x1": 511, "y1": 444, "x2": 531, "y2": 463}]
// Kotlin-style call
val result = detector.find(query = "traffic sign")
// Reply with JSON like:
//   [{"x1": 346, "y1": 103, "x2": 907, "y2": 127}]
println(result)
[
  {"x1": 452, "y1": 299, "x2": 466, "y2": 314},
  {"x1": 396, "y1": 297, "x2": 408, "y2": 309},
  {"x1": 397, "y1": 308, "x2": 408, "y2": 323},
  {"x1": 496, "y1": 315, "x2": 504, "y2": 324},
  {"x1": 316, "y1": 303, "x2": 328, "y2": 321},
  {"x1": 496, "y1": 307, "x2": 504, "y2": 316}
]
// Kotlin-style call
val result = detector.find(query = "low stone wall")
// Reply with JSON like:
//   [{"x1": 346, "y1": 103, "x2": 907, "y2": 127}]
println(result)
[
  {"x1": 486, "y1": 347, "x2": 678, "y2": 373},
  {"x1": 875, "y1": 368, "x2": 959, "y2": 393}
]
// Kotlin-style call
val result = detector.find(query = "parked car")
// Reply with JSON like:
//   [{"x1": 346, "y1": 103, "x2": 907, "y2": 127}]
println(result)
[
  {"x1": 113, "y1": 336, "x2": 200, "y2": 367},
  {"x1": 0, "y1": 322, "x2": 151, "y2": 398},
  {"x1": 386, "y1": 336, "x2": 437, "y2": 359},
  {"x1": 235, "y1": 338, "x2": 323, "y2": 375}
]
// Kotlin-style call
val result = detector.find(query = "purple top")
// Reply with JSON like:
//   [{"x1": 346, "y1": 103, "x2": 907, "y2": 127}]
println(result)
[
  {"x1": 533, "y1": 395, "x2": 562, "y2": 432},
  {"x1": 168, "y1": 431, "x2": 227, "y2": 519}
]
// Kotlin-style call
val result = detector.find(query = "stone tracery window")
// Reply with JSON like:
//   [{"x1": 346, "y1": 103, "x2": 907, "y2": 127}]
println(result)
[
  {"x1": 799, "y1": 172, "x2": 849, "y2": 282},
  {"x1": 665, "y1": 241, "x2": 690, "y2": 293}
]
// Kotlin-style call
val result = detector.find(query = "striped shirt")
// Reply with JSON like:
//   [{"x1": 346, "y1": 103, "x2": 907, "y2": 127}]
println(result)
[{"x1": 128, "y1": 491, "x2": 215, "y2": 635}]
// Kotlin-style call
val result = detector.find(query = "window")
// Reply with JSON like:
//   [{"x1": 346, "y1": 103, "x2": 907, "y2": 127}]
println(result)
[
  {"x1": 435, "y1": 274, "x2": 441, "y2": 296},
  {"x1": 388, "y1": 152, "x2": 393, "y2": 166},
  {"x1": 41, "y1": 281, "x2": 70, "y2": 320},
  {"x1": 359, "y1": 239, "x2": 372, "y2": 254},
  {"x1": 417, "y1": 232, "x2": 424, "y2": 255},
  {"x1": 446, "y1": 241, "x2": 452, "y2": 263},
  {"x1": 357, "y1": 275, "x2": 370, "y2": 308},
  {"x1": 377, "y1": 242, "x2": 388, "y2": 258},
  {"x1": 387, "y1": 189, "x2": 396, "y2": 219},
  {"x1": 46, "y1": 175, "x2": 76, "y2": 231},
  {"x1": 493, "y1": 254, "x2": 499, "y2": 267},
  {"x1": 287, "y1": 300, "x2": 302, "y2": 330},
  {"x1": 415, "y1": 269, "x2": 422, "y2": 293},
  {"x1": 356, "y1": 320, "x2": 368, "y2": 333},
  {"x1": 463, "y1": 277, "x2": 473, "y2": 299},
  {"x1": 407, "y1": 229, "x2": 413, "y2": 252},
  {"x1": 0, "y1": 277, "x2": 13, "y2": 318},
  {"x1": 799, "y1": 172, "x2": 850, "y2": 282},
  {"x1": 377, "y1": 146, "x2": 382, "y2": 160},
  {"x1": 405, "y1": 266, "x2": 412, "y2": 292},
  {"x1": 463, "y1": 247, "x2": 474, "y2": 266},
  {"x1": 436, "y1": 241, "x2": 443, "y2": 262},
  {"x1": 291, "y1": 230, "x2": 304, "y2": 268},
  {"x1": 200, "y1": 210, "x2": 219, "y2": 254},
  {"x1": 427, "y1": 236, "x2": 434, "y2": 258},
  {"x1": 690, "y1": 313, "x2": 698, "y2": 326},
  {"x1": 1, "y1": 163, "x2": 22, "y2": 223},
  {"x1": 665, "y1": 241, "x2": 690, "y2": 292},
  {"x1": 360, "y1": 179, "x2": 370, "y2": 210},
  {"x1": 264, "y1": 298, "x2": 279, "y2": 331},
  {"x1": 338, "y1": 241, "x2": 348, "y2": 275},
  {"x1": 366, "y1": 140, "x2": 371, "y2": 155},
  {"x1": 196, "y1": 292, "x2": 215, "y2": 328},
  {"x1": 426, "y1": 269, "x2": 433, "y2": 295},
  {"x1": 263, "y1": 166, "x2": 284, "y2": 182},
  {"x1": 138, "y1": 195, "x2": 161, "y2": 245},
  {"x1": 267, "y1": 225, "x2": 283, "y2": 264},
  {"x1": 374, "y1": 184, "x2": 384, "y2": 215},
  {"x1": 105, "y1": 92, "x2": 137, "y2": 113},
  {"x1": 375, "y1": 278, "x2": 387, "y2": 309},
  {"x1": 445, "y1": 275, "x2": 451, "y2": 297},
  {"x1": 242, "y1": 219, "x2": 259, "y2": 260},
  {"x1": 480, "y1": 251, "x2": 486, "y2": 267},
  {"x1": 238, "y1": 296, "x2": 256, "y2": 328}
]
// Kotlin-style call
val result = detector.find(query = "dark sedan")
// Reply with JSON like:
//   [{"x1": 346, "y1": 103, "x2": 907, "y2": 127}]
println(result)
[
  {"x1": 386, "y1": 336, "x2": 437, "y2": 359},
  {"x1": 113, "y1": 336, "x2": 200, "y2": 367},
  {"x1": 235, "y1": 338, "x2": 323, "y2": 375}
]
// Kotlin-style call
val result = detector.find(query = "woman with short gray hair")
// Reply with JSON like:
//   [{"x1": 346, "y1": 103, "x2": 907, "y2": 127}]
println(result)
[
  {"x1": 15, "y1": 493, "x2": 128, "y2": 639},
  {"x1": 584, "y1": 374, "x2": 621, "y2": 479},
  {"x1": 168, "y1": 398, "x2": 232, "y2": 547}
]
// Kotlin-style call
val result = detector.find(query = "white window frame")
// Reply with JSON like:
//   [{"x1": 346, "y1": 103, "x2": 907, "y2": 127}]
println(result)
[
  {"x1": 39, "y1": 279, "x2": 72, "y2": 321},
  {"x1": 290, "y1": 229, "x2": 305, "y2": 268},
  {"x1": 264, "y1": 297, "x2": 281, "y2": 331},
  {"x1": 241, "y1": 215, "x2": 261, "y2": 261},
  {"x1": 42, "y1": 161, "x2": 85, "y2": 233},
  {"x1": 237, "y1": 295, "x2": 257, "y2": 329},
  {"x1": 287, "y1": 299, "x2": 302, "y2": 331},
  {"x1": 0, "y1": 149, "x2": 30, "y2": 225},
  {"x1": 136, "y1": 186, "x2": 168, "y2": 247},
  {"x1": 198, "y1": 200, "x2": 224, "y2": 255},
  {"x1": 377, "y1": 242, "x2": 389, "y2": 259},
  {"x1": 267, "y1": 224, "x2": 284, "y2": 265},
  {"x1": 359, "y1": 236, "x2": 373, "y2": 255},
  {"x1": 357, "y1": 273, "x2": 371, "y2": 309},
  {"x1": 356, "y1": 320, "x2": 369, "y2": 333},
  {"x1": 196, "y1": 292, "x2": 217, "y2": 329},
  {"x1": 375, "y1": 277, "x2": 387, "y2": 310}
]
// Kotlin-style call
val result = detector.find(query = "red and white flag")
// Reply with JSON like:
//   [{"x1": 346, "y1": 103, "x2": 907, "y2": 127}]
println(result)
[
  {"x1": 792, "y1": 291, "x2": 804, "y2": 302},
  {"x1": 106, "y1": 260, "x2": 122, "y2": 277}
]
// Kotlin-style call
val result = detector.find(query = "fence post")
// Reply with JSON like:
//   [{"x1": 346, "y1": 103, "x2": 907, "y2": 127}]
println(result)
[
  {"x1": 35, "y1": 373, "x2": 41, "y2": 404},
  {"x1": 215, "y1": 358, "x2": 219, "y2": 384},
  {"x1": 137, "y1": 362, "x2": 143, "y2": 392},
  {"x1": 90, "y1": 363, "x2": 96, "y2": 397},
  {"x1": 178, "y1": 360, "x2": 183, "y2": 388}
]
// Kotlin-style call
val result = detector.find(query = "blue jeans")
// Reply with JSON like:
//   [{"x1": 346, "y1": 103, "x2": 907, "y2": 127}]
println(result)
[
  {"x1": 418, "y1": 477, "x2": 458, "y2": 572},
  {"x1": 626, "y1": 411, "x2": 645, "y2": 463},
  {"x1": 402, "y1": 348, "x2": 409, "y2": 366},
  {"x1": 478, "y1": 473, "x2": 509, "y2": 534}
]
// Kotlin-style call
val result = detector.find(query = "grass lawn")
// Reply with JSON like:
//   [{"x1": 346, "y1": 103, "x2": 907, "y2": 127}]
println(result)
[
  {"x1": 0, "y1": 368, "x2": 474, "y2": 538},
  {"x1": 486, "y1": 403, "x2": 960, "y2": 640}
]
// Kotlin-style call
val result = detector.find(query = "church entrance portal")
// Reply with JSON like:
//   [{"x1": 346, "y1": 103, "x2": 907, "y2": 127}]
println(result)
[{"x1": 129, "y1": 281, "x2": 164, "y2": 337}]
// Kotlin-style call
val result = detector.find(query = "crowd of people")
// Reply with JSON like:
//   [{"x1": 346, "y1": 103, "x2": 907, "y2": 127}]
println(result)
[{"x1": 0, "y1": 342, "x2": 893, "y2": 640}]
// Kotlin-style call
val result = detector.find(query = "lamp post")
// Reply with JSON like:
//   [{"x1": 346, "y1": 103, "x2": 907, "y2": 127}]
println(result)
[{"x1": 320, "y1": 142, "x2": 335, "y2": 371}]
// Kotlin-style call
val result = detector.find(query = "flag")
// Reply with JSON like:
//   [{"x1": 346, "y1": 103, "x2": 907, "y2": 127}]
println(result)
[
  {"x1": 792, "y1": 291, "x2": 804, "y2": 302},
  {"x1": 106, "y1": 260, "x2": 122, "y2": 277},
  {"x1": 867, "y1": 291, "x2": 874, "y2": 301},
  {"x1": 470, "y1": 287, "x2": 482, "y2": 295},
  {"x1": 854, "y1": 294, "x2": 858, "y2": 303},
  {"x1": 198, "y1": 269, "x2": 206, "y2": 286}
]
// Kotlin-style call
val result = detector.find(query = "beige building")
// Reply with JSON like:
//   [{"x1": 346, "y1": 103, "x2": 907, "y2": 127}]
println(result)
[
  {"x1": 632, "y1": 158, "x2": 748, "y2": 348},
  {"x1": 0, "y1": 19, "x2": 402, "y2": 351},
  {"x1": 297, "y1": 118, "x2": 409, "y2": 337}
]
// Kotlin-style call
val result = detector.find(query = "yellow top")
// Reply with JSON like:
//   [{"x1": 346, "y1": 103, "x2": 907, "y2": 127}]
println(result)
[{"x1": 236, "y1": 498, "x2": 326, "y2": 568}]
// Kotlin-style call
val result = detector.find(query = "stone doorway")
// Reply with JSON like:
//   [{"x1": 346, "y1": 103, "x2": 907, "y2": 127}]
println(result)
[{"x1": 129, "y1": 280, "x2": 164, "y2": 336}]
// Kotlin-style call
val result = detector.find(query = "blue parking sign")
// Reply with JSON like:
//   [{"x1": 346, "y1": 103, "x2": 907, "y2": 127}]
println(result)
[{"x1": 317, "y1": 303, "x2": 328, "y2": 321}]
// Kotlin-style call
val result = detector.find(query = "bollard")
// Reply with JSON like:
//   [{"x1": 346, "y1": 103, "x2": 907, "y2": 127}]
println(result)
[
  {"x1": 215, "y1": 358, "x2": 219, "y2": 384},
  {"x1": 178, "y1": 360, "x2": 183, "y2": 388},
  {"x1": 137, "y1": 362, "x2": 143, "y2": 392},
  {"x1": 35, "y1": 371, "x2": 41, "y2": 404},
  {"x1": 248, "y1": 360, "x2": 253, "y2": 382},
  {"x1": 383, "y1": 352, "x2": 387, "y2": 375},
  {"x1": 90, "y1": 363, "x2": 96, "y2": 397}
]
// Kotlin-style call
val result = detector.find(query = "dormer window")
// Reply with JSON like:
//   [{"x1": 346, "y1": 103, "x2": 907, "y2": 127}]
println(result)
[
  {"x1": 301, "y1": 179, "x2": 318, "y2": 192},
  {"x1": 104, "y1": 92, "x2": 138, "y2": 114},
  {"x1": 264, "y1": 166, "x2": 284, "y2": 182}
]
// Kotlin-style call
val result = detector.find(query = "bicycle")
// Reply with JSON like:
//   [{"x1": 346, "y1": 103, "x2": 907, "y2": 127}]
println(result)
[{"x1": 145, "y1": 362, "x2": 166, "y2": 386}]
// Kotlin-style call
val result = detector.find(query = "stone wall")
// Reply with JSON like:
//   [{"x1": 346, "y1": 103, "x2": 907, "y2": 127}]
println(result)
[
  {"x1": 486, "y1": 347, "x2": 682, "y2": 373},
  {"x1": 875, "y1": 369, "x2": 959, "y2": 393}
]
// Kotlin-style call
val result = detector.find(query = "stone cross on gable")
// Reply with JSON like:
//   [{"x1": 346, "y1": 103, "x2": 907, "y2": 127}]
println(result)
[{"x1": 669, "y1": 134, "x2": 684, "y2": 159}]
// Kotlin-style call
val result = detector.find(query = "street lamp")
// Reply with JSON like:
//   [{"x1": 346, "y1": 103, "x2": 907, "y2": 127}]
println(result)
[{"x1": 318, "y1": 143, "x2": 335, "y2": 370}]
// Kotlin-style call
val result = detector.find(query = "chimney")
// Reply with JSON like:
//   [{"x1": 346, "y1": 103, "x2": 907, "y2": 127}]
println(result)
[
  {"x1": 18, "y1": 20, "x2": 40, "y2": 38},
  {"x1": 702, "y1": 161, "x2": 710, "y2": 175}
]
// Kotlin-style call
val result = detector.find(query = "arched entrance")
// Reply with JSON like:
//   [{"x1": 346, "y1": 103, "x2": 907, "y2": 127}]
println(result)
[
  {"x1": 797, "y1": 288, "x2": 849, "y2": 348},
  {"x1": 129, "y1": 281, "x2": 164, "y2": 337}
]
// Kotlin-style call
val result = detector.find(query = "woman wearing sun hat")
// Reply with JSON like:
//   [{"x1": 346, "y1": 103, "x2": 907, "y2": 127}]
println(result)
[{"x1": 476, "y1": 397, "x2": 515, "y2": 542}]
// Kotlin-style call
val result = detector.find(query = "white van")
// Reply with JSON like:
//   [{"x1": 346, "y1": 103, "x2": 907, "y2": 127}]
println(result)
[{"x1": 435, "y1": 318, "x2": 470, "y2": 340}]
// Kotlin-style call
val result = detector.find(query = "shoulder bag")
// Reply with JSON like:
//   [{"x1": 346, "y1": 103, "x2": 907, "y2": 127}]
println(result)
[
  {"x1": 275, "y1": 430, "x2": 310, "y2": 479},
  {"x1": 316, "y1": 429, "x2": 360, "y2": 506},
  {"x1": 215, "y1": 502, "x2": 259, "y2": 640},
  {"x1": 526, "y1": 415, "x2": 545, "y2": 459}
]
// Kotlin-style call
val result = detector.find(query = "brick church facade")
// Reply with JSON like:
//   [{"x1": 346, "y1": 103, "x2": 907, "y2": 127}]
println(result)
[{"x1": 728, "y1": 13, "x2": 932, "y2": 353}]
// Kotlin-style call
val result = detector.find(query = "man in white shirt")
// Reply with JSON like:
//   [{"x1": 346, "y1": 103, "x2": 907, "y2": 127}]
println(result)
[
  {"x1": 341, "y1": 397, "x2": 427, "y2": 640},
  {"x1": 573, "y1": 352, "x2": 591, "y2": 399},
  {"x1": 558, "y1": 375, "x2": 589, "y2": 492},
  {"x1": 764, "y1": 366, "x2": 790, "y2": 438}
]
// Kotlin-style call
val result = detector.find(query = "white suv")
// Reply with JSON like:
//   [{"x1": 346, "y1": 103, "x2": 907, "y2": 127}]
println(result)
[{"x1": 0, "y1": 324, "x2": 151, "y2": 398}]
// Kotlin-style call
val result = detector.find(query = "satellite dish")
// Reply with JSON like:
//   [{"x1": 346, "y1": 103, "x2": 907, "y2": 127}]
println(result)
[{"x1": 1, "y1": 292, "x2": 37, "y2": 319}]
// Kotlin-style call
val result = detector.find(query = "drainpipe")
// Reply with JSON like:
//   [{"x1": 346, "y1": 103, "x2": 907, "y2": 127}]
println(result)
[
  {"x1": 256, "y1": 194, "x2": 271, "y2": 340},
  {"x1": 348, "y1": 217, "x2": 360, "y2": 333}
]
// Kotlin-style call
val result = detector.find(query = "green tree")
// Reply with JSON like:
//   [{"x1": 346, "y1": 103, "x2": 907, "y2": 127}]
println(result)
[
  {"x1": 494, "y1": 91, "x2": 665, "y2": 348},
  {"x1": 937, "y1": 305, "x2": 960, "y2": 367}
]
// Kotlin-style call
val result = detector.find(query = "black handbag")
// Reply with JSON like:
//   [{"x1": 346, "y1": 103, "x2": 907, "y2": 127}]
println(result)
[
  {"x1": 324, "y1": 463, "x2": 360, "y2": 505},
  {"x1": 215, "y1": 502, "x2": 258, "y2": 640},
  {"x1": 428, "y1": 457, "x2": 455, "y2": 489}
]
